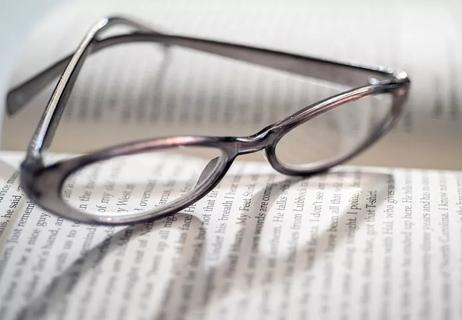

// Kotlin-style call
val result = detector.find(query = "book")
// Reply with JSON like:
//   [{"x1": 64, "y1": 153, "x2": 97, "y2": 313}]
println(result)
[{"x1": 0, "y1": 1, "x2": 461, "y2": 319}]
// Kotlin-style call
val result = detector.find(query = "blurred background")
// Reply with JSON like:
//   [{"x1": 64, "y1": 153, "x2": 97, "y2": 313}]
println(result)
[
  {"x1": 1, "y1": 0, "x2": 461, "y2": 169},
  {"x1": 0, "y1": 0, "x2": 63, "y2": 100}
]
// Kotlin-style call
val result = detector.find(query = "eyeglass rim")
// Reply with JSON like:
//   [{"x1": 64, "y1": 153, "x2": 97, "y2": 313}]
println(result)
[
  {"x1": 20, "y1": 84, "x2": 407, "y2": 225},
  {"x1": 268, "y1": 88, "x2": 407, "y2": 174},
  {"x1": 20, "y1": 138, "x2": 235, "y2": 224},
  {"x1": 11, "y1": 15, "x2": 410, "y2": 224}
]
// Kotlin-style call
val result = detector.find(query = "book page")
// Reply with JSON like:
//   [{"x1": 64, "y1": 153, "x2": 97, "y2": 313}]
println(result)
[
  {"x1": 1, "y1": 0, "x2": 462, "y2": 169},
  {"x1": 0, "y1": 151, "x2": 461, "y2": 319}
]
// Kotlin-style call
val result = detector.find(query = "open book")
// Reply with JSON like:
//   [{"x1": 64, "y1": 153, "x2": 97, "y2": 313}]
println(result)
[{"x1": 0, "y1": 1, "x2": 461, "y2": 319}]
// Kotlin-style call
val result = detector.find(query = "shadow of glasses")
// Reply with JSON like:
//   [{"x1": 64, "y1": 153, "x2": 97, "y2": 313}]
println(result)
[
  {"x1": 154, "y1": 169, "x2": 392, "y2": 318},
  {"x1": 14, "y1": 167, "x2": 393, "y2": 319}
]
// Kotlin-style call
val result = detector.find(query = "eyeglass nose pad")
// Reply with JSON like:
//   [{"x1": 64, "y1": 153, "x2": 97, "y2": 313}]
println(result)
[
  {"x1": 264, "y1": 144, "x2": 277, "y2": 165},
  {"x1": 196, "y1": 157, "x2": 220, "y2": 186},
  {"x1": 264, "y1": 144, "x2": 291, "y2": 175}
]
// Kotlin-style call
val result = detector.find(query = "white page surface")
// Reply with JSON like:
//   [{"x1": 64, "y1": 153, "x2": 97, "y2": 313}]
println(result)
[{"x1": 0, "y1": 152, "x2": 461, "y2": 319}]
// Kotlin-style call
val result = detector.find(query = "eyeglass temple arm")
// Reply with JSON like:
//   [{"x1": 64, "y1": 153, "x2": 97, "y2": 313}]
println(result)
[
  {"x1": 6, "y1": 24, "x2": 407, "y2": 117},
  {"x1": 21, "y1": 17, "x2": 157, "y2": 162},
  {"x1": 6, "y1": 17, "x2": 157, "y2": 116},
  {"x1": 18, "y1": 16, "x2": 409, "y2": 164}
]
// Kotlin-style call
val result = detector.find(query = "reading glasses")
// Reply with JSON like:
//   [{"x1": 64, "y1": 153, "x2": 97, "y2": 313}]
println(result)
[{"x1": 7, "y1": 16, "x2": 410, "y2": 225}]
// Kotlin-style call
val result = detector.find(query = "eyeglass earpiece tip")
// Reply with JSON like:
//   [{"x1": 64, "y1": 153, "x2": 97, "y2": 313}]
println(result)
[{"x1": 5, "y1": 90, "x2": 24, "y2": 116}]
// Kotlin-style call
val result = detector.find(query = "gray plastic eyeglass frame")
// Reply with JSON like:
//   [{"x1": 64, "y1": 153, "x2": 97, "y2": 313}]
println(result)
[{"x1": 7, "y1": 16, "x2": 410, "y2": 225}]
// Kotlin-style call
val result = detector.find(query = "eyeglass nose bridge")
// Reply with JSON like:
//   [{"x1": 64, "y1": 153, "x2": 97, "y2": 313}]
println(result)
[{"x1": 234, "y1": 125, "x2": 283, "y2": 155}]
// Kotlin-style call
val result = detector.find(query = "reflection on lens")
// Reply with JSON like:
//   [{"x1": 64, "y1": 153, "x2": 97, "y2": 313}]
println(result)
[
  {"x1": 275, "y1": 93, "x2": 393, "y2": 170},
  {"x1": 61, "y1": 147, "x2": 223, "y2": 218}
]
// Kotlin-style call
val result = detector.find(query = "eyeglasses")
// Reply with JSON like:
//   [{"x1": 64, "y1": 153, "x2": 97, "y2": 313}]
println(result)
[{"x1": 7, "y1": 16, "x2": 410, "y2": 225}]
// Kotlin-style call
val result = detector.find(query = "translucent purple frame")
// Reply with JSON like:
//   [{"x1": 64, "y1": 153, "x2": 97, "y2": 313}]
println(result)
[{"x1": 6, "y1": 16, "x2": 410, "y2": 225}]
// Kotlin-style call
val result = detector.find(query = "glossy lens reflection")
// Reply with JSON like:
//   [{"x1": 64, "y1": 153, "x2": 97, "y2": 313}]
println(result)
[
  {"x1": 275, "y1": 93, "x2": 394, "y2": 170},
  {"x1": 61, "y1": 147, "x2": 223, "y2": 218}
]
